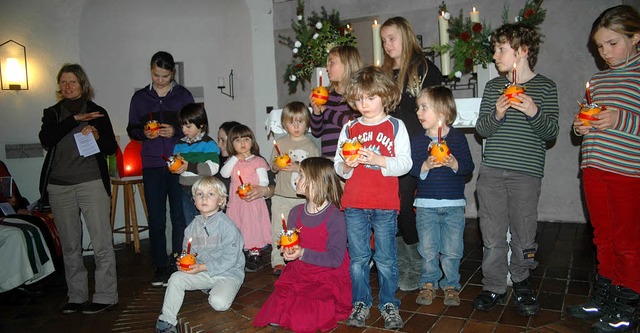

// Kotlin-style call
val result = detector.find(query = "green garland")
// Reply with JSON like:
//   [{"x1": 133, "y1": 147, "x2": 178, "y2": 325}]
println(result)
[
  {"x1": 433, "y1": 0, "x2": 546, "y2": 78},
  {"x1": 279, "y1": 0, "x2": 356, "y2": 94}
]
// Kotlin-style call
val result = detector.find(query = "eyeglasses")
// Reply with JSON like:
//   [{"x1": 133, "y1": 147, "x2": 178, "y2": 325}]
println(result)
[{"x1": 194, "y1": 192, "x2": 217, "y2": 201}]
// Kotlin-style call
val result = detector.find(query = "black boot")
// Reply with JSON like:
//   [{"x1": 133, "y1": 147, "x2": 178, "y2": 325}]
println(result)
[
  {"x1": 568, "y1": 274, "x2": 612, "y2": 319},
  {"x1": 512, "y1": 276, "x2": 539, "y2": 316},
  {"x1": 592, "y1": 286, "x2": 639, "y2": 333}
]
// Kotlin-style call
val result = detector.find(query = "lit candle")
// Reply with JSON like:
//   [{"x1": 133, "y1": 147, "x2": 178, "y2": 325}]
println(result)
[
  {"x1": 438, "y1": 120, "x2": 442, "y2": 143},
  {"x1": 187, "y1": 237, "x2": 192, "y2": 254},
  {"x1": 470, "y1": 7, "x2": 480, "y2": 23},
  {"x1": 585, "y1": 82, "x2": 592, "y2": 105},
  {"x1": 372, "y1": 20, "x2": 383, "y2": 67},
  {"x1": 512, "y1": 63, "x2": 517, "y2": 84},
  {"x1": 319, "y1": 70, "x2": 323, "y2": 87},
  {"x1": 273, "y1": 139, "x2": 282, "y2": 156},
  {"x1": 237, "y1": 170, "x2": 244, "y2": 185},
  {"x1": 281, "y1": 213, "x2": 287, "y2": 231},
  {"x1": 438, "y1": 12, "x2": 450, "y2": 75},
  {"x1": 346, "y1": 120, "x2": 352, "y2": 139},
  {"x1": 345, "y1": 24, "x2": 351, "y2": 35}
]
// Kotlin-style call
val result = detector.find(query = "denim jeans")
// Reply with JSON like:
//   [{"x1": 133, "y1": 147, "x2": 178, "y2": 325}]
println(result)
[
  {"x1": 181, "y1": 185, "x2": 198, "y2": 226},
  {"x1": 143, "y1": 167, "x2": 186, "y2": 269},
  {"x1": 345, "y1": 208, "x2": 400, "y2": 311},
  {"x1": 416, "y1": 206, "x2": 465, "y2": 290}
]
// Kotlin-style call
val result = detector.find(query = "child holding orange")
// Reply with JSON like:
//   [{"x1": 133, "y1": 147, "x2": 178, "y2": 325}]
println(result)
[
  {"x1": 569, "y1": 6, "x2": 640, "y2": 333},
  {"x1": 156, "y1": 177, "x2": 244, "y2": 333},
  {"x1": 219, "y1": 124, "x2": 271, "y2": 272},
  {"x1": 310, "y1": 46, "x2": 363, "y2": 159},
  {"x1": 269, "y1": 102, "x2": 320, "y2": 275},
  {"x1": 254, "y1": 157, "x2": 350, "y2": 332},
  {"x1": 334, "y1": 66, "x2": 412, "y2": 330},
  {"x1": 473, "y1": 23, "x2": 559, "y2": 316},
  {"x1": 409, "y1": 86, "x2": 474, "y2": 307}
]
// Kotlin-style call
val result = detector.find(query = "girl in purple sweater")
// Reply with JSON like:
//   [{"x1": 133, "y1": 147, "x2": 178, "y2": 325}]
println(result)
[
  {"x1": 254, "y1": 157, "x2": 351, "y2": 333},
  {"x1": 309, "y1": 46, "x2": 363, "y2": 159}
]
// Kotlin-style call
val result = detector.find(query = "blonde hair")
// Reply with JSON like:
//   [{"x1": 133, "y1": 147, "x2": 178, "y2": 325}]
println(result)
[
  {"x1": 381, "y1": 17, "x2": 428, "y2": 93},
  {"x1": 416, "y1": 86, "x2": 457, "y2": 126},
  {"x1": 191, "y1": 176, "x2": 228, "y2": 210},
  {"x1": 344, "y1": 66, "x2": 401, "y2": 113},
  {"x1": 299, "y1": 157, "x2": 342, "y2": 208},
  {"x1": 591, "y1": 5, "x2": 640, "y2": 42},
  {"x1": 327, "y1": 45, "x2": 364, "y2": 94},
  {"x1": 281, "y1": 101, "x2": 311, "y2": 130}
]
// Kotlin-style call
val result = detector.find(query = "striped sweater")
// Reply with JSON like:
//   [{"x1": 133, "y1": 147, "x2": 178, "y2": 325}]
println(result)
[
  {"x1": 173, "y1": 134, "x2": 220, "y2": 186},
  {"x1": 310, "y1": 89, "x2": 356, "y2": 158},
  {"x1": 581, "y1": 48, "x2": 640, "y2": 177},
  {"x1": 409, "y1": 126, "x2": 475, "y2": 201},
  {"x1": 475, "y1": 74, "x2": 559, "y2": 178}
]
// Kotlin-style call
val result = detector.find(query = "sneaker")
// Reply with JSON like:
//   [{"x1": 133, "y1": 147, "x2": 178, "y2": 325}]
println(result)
[
  {"x1": 156, "y1": 319, "x2": 178, "y2": 333},
  {"x1": 82, "y1": 302, "x2": 115, "y2": 314},
  {"x1": 151, "y1": 268, "x2": 167, "y2": 287},
  {"x1": 345, "y1": 302, "x2": 370, "y2": 327},
  {"x1": 512, "y1": 277, "x2": 539, "y2": 316},
  {"x1": 62, "y1": 302, "x2": 86, "y2": 314},
  {"x1": 273, "y1": 264, "x2": 285, "y2": 276},
  {"x1": 245, "y1": 247, "x2": 262, "y2": 273},
  {"x1": 416, "y1": 283, "x2": 435, "y2": 305},
  {"x1": 568, "y1": 275, "x2": 611, "y2": 320},
  {"x1": 444, "y1": 287, "x2": 461, "y2": 306},
  {"x1": 473, "y1": 290, "x2": 506, "y2": 311},
  {"x1": 380, "y1": 303, "x2": 404, "y2": 330},
  {"x1": 592, "y1": 300, "x2": 638, "y2": 333}
]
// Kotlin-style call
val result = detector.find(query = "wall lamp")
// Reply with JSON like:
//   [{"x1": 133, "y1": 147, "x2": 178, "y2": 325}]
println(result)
[
  {"x1": 217, "y1": 69, "x2": 234, "y2": 100},
  {"x1": 0, "y1": 40, "x2": 29, "y2": 90}
]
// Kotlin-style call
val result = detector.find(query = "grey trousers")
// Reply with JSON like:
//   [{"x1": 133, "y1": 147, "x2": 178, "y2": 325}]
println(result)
[
  {"x1": 48, "y1": 179, "x2": 118, "y2": 304},
  {"x1": 476, "y1": 166, "x2": 540, "y2": 294}
]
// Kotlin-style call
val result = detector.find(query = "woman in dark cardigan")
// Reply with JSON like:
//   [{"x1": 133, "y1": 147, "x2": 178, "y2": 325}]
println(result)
[{"x1": 39, "y1": 63, "x2": 118, "y2": 315}]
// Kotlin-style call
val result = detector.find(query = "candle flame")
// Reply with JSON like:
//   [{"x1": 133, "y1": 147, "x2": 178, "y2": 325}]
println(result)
[
  {"x1": 586, "y1": 82, "x2": 590, "y2": 89},
  {"x1": 237, "y1": 170, "x2": 240, "y2": 176},
  {"x1": 281, "y1": 213, "x2": 285, "y2": 219},
  {"x1": 346, "y1": 24, "x2": 350, "y2": 29},
  {"x1": 441, "y1": 11, "x2": 445, "y2": 16},
  {"x1": 189, "y1": 237, "x2": 192, "y2": 242},
  {"x1": 374, "y1": 19, "x2": 378, "y2": 25},
  {"x1": 473, "y1": 7, "x2": 477, "y2": 12}
]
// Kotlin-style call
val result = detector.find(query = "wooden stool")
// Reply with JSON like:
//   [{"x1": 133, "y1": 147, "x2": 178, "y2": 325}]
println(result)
[{"x1": 110, "y1": 177, "x2": 149, "y2": 253}]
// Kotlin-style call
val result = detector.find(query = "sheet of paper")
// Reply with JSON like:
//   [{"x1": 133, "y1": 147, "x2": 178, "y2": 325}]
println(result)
[{"x1": 74, "y1": 132, "x2": 100, "y2": 157}]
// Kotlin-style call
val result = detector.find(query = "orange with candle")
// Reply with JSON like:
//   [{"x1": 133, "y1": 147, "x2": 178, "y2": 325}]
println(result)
[
  {"x1": 164, "y1": 154, "x2": 184, "y2": 173},
  {"x1": 430, "y1": 122, "x2": 450, "y2": 163},
  {"x1": 236, "y1": 170, "x2": 252, "y2": 198},
  {"x1": 311, "y1": 86, "x2": 329, "y2": 106},
  {"x1": 178, "y1": 237, "x2": 197, "y2": 269},
  {"x1": 430, "y1": 141, "x2": 451, "y2": 163},
  {"x1": 341, "y1": 139, "x2": 363, "y2": 161},
  {"x1": 579, "y1": 82, "x2": 601, "y2": 127},
  {"x1": 277, "y1": 213, "x2": 300, "y2": 249},
  {"x1": 273, "y1": 140, "x2": 292, "y2": 168},
  {"x1": 145, "y1": 120, "x2": 159, "y2": 138},
  {"x1": 504, "y1": 63, "x2": 524, "y2": 102}
]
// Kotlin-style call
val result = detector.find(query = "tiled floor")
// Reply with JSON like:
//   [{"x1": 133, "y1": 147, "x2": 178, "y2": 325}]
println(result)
[{"x1": 1, "y1": 219, "x2": 635, "y2": 333}]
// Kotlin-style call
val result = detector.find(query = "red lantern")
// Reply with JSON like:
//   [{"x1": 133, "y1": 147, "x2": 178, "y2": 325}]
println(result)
[{"x1": 117, "y1": 140, "x2": 143, "y2": 177}]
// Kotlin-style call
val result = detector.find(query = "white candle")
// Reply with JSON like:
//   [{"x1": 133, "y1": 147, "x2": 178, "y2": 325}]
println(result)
[
  {"x1": 470, "y1": 7, "x2": 480, "y2": 23},
  {"x1": 372, "y1": 20, "x2": 383, "y2": 67},
  {"x1": 217, "y1": 77, "x2": 225, "y2": 87},
  {"x1": 438, "y1": 12, "x2": 450, "y2": 75}
]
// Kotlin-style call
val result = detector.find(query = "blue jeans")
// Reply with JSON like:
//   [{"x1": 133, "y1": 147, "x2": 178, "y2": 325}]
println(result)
[
  {"x1": 143, "y1": 167, "x2": 186, "y2": 269},
  {"x1": 416, "y1": 206, "x2": 465, "y2": 290},
  {"x1": 181, "y1": 185, "x2": 199, "y2": 226},
  {"x1": 345, "y1": 208, "x2": 400, "y2": 311}
]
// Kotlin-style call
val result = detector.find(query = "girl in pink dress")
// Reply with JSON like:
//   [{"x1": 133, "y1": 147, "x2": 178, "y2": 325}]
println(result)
[
  {"x1": 219, "y1": 124, "x2": 271, "y2": 272},
  {"x1": 254, "y1": 157, "x2": 351, "y2": 333}
]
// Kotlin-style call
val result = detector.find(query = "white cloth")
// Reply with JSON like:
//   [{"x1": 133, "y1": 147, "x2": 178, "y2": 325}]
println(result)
[{"x1": 0, "y1": 221, "x2": 55, "y2": 292}]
